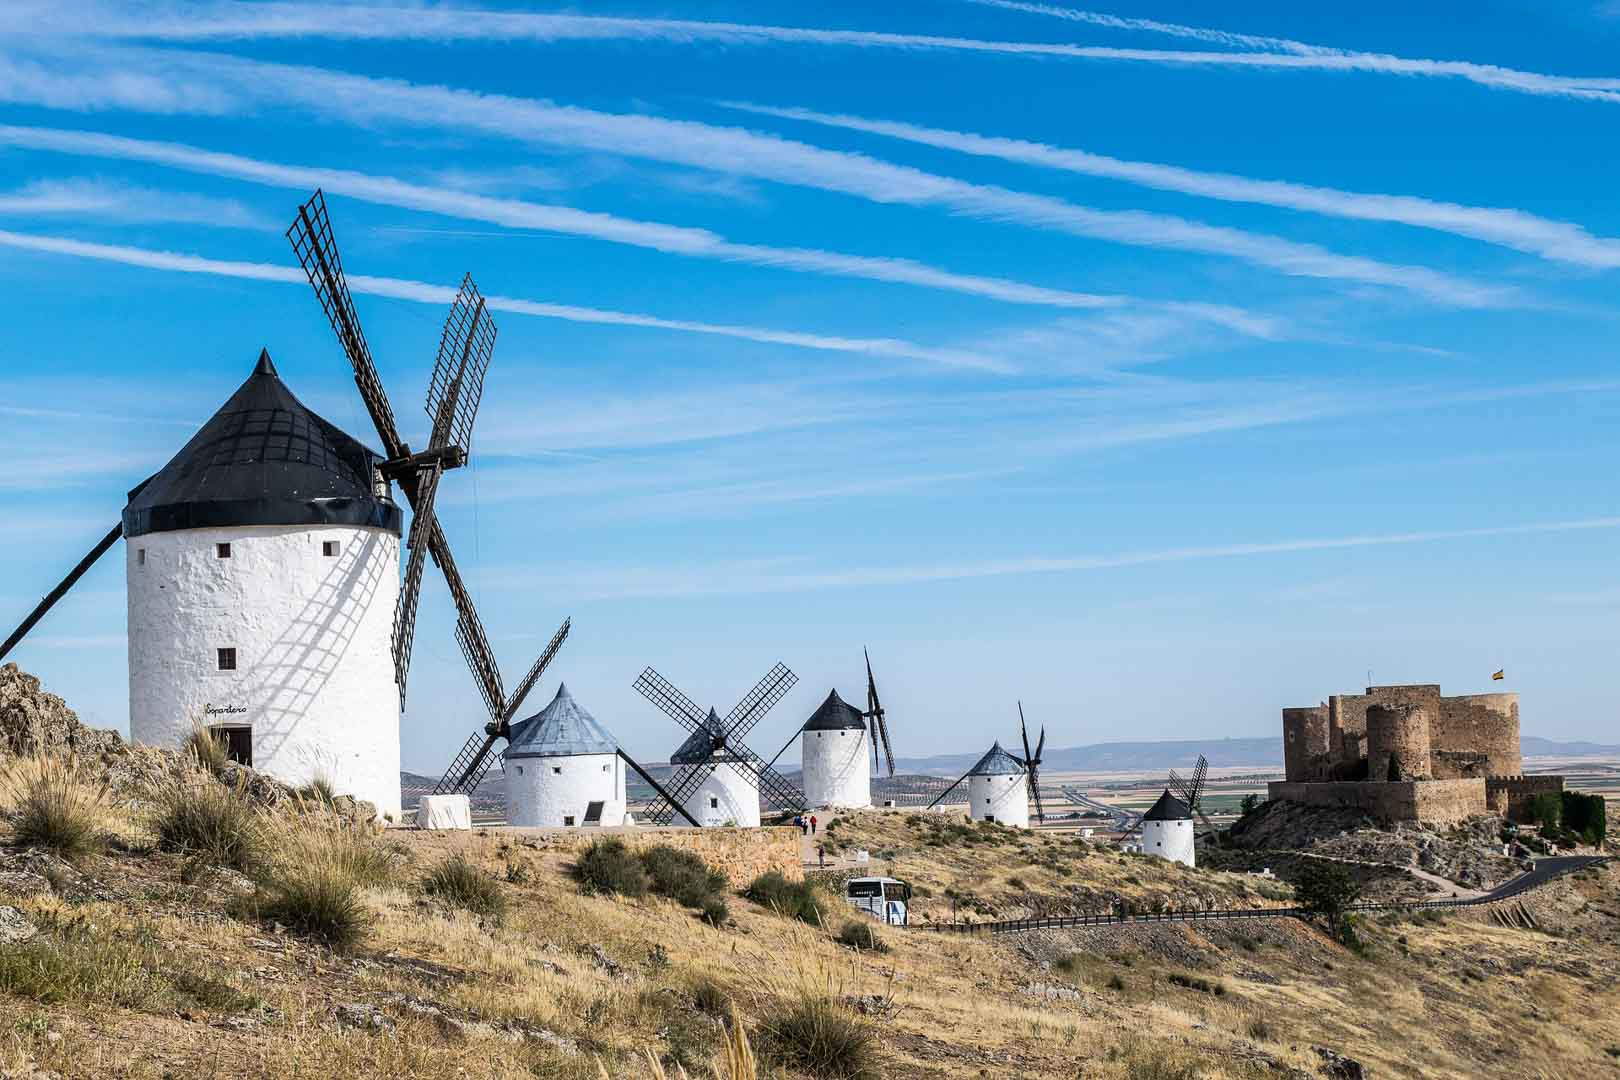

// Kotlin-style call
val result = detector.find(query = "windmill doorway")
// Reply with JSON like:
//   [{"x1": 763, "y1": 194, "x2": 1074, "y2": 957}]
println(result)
[{"x1": 214, "y1": 726, "x2": 252, "y2": 767}]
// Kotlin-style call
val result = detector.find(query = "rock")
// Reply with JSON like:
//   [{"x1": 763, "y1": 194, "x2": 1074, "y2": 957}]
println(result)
[
  {"x1": 1315, "y1": 1047, "x2": 1367, "y2": 1079},
  {"x1": 0, "y1": 905, "x2": 37, "y2": 944},
  {"x1": 585, "y1": 944, "x2": 624, "y2": 979},
  {"x1": 0, "y1": 663, "x2": 123, "y2": 759},
  {"x1": 0, "y1": 871, "x2": 52, "y2": 898},
  {"x1": 1019, "y1": 982, "x2": 1082, "y2": 1003},
  {"x1": 331, "y1": 1002, "x2": 395, "y2": 1033}
]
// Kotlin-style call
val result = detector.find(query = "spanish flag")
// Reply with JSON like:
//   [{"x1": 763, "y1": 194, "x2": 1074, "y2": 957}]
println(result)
[{"x1": 1492, "y1": 669, "x2": 1505, "y2": 681}]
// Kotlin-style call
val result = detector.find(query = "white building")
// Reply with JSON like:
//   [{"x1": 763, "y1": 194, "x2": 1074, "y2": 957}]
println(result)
[
  {"x1": 670, "y1": 708, "x2": 760, "y2": 828},
  {"x1": 967, "y1": 742, "x2": 1030, "y2": 829},
  {"x1": 125, "y1": 351, "x2": 403, "y2": 817},
  {"x1": 1138, "y1": 789, "x2": 1196, "y2": 867},
  {"x1": 503, "y1": 683, "x2": 626, "y2": 828},
  {"x1": 800, "y1": 689, "x2": 871, "y2": 809}
]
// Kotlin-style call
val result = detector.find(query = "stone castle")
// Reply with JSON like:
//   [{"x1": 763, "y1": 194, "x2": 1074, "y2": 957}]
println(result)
[{"x1": 1268, "y1": 684, "x2": 1563, "y2": 824}]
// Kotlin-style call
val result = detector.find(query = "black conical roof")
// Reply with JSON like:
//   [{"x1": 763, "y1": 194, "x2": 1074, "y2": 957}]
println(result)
[
  {"x1": 803, "y1": 689, "x2": 866, "y2": 732},
  {"x1": 123, "y1": 350, "x2": 402, "y2": 538},
  {"x1": 1142, "y1": 789, "x2": 1191, "y2": 821}
]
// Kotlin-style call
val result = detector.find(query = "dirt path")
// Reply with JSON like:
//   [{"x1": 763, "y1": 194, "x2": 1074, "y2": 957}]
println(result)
[
  {"x1": 1287, "y1": 849, "x2": 1489, "y2": 900},
  {"x1": 796, "y1": 811, "x2": 866, "y2": 871}
]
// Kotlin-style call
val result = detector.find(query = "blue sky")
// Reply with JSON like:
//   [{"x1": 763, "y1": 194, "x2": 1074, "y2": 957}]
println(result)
[{"x1": 2, "y1": 1, "x2": 1619, "y2": 773}]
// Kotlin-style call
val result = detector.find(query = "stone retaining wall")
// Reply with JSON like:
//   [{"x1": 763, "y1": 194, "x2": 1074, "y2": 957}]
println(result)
[
  {"x1": 508, "y1": 825, "x2": 802, "y2": 888},
  {"x1": 1267, "y1": 778, "x2": 1487, "y2": 824}
]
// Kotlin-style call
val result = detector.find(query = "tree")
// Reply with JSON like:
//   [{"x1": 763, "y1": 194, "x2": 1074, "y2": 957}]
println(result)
[
  {"x1": 1526, "y1": 792, "x2": 1563, "y2": 829},
  {"x1": 1239, "y1": 794, "x2": 1261, "y2": 816},
  {"x1": 1560, "y1": 791, "x2": 1607, "y2": 845},
  {"x1": 1295, "y1": 860, "x2": 1361, "y2": 934}
]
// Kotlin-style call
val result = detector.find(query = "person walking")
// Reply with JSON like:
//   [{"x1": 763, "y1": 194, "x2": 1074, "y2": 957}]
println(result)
[
  {"x1": 817, "y1": 844, "x2": 825, "y2": 868},
  {"x1": 810, "y1": 814, "x2": 818, "y2": 836}
]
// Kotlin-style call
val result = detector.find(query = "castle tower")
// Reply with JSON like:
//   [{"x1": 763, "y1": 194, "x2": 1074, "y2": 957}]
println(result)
[
  {"x1": 1139, "y1": 789, "x2": 1195, "y2": 867},
  {"x1": 124, "y1": 352, "x2": 403, "y2": 817},
  {"x1": 503, "y1": 683, "x2": 626, "y2": 828},
  {"x1": 800, "y1": 689, "x2": 871, "y2": 809},
  {"x1": 670, "y1": 708, "x2": 761, "y2": 828},
  {"x1": 966, "y1": 741, "x2": 1029, "y2": 829},
  {"x1": 1367, "y1": 702, "x2": 1433, "y2": 781},
  {"x1": 1281, "y1": 706, "x2": 1330, "y2": 781}
]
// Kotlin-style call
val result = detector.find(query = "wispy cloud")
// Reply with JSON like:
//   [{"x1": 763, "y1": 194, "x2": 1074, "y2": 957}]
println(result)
[
  {"x1": 725, "y1": 103, "x2": 1620, "y2": 269},
  {"x1": 0, "y1": 124, "x2": 1138, "y2": 314},
  {"x1": 0, "y1": 49, "x2": 1509, "y2": 306},
  {"x1": 0, "y1": 176, "x2": 274, "y2": 230},
  {"x1": 9, "y1": 1, "x2": 1617, "y2": 104},
  {"x1": 0, "y1": 228, "x2": 1002, "y2": 370},
  {"x1": 484, "y1": 515, "x2": 1620, "y2": 600}
]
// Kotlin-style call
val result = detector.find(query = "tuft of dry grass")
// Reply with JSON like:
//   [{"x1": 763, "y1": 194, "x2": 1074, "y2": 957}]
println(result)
[
  {"x1": 749, "y1": 963, "x2": 878, "y2": 1080},
  {"x1": 423, "y1": 854, "x2": 508, "y2": 921},
  {"x1": 0, "y1": 755, "x2": 111, "y2": 860},
  {"x1": 151, "y1": 772, "x2": 266, "y2": 871},
  {"x1": 184, "y1": 721, "x2": 230, "y2": 776}
]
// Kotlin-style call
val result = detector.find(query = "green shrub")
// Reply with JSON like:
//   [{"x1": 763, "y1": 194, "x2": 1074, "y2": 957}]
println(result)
[
  {"x1": 758, "y1": 992, "x2": 878, "y2": 1079},
  {"x1": 422, "y1": 855, "x2": 507, "y2": 920},
  {"x1": 1107, "y1": 973, "x2": 1126, "y2": 991},
  {"x1": 641, "y1": 844, "x2": 727, "y2": 908},
  {"x1": 700, "y1": 895, "x2": 730, "y2": 927},
  {"x1": 1, "y1": 757, "x2": 108, "y2": 860},
  {"x1": 1295, "y1": 860, "x2": 1361, "y2": 934},
  {"x1": 1526, "y1": 792, "x2": 1563, "y2": 829},
  {"x1": 152, "y1": 779, "x2": 264, "y2": 872},
  {"x1": 835, "y1": 920, "x2": 887, "y2": 953},
  {"x1": 573, "y1": 837, "x2": 649, "y2": 898},
  {"x1": 746, "y1": 870, "x2": 831, "y2": 926}
]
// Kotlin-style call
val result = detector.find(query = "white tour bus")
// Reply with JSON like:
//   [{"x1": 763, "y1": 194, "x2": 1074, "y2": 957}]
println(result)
[{"x1": 844, "y1": 876, "x2": 911, "y2": 926}]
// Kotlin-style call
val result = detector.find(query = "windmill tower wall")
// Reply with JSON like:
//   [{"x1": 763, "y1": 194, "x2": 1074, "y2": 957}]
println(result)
[
  {"x1": 969, "y1": 772, "x2": 1030, "y2": 828},
  {"x1": 126, "y1": 523, "x2": 402, "y2": 818},
  {"x1": 676, "y1": 762, "x2": 761, "y2": 828},
  {"x1": 802, "y1": 727, "x2": 871, "y2": 809},
  {"x1": 1140, "y1": 817, "x2": 1195, "y2": 867},
  {"x1": 505, "y1": 752, "x2": 626, "y2": 828}
]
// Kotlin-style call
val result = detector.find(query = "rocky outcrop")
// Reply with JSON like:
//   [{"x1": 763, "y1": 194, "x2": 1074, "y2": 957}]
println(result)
[{"x1": 0, "y1": 663, "x2": 123, "y2": 759}]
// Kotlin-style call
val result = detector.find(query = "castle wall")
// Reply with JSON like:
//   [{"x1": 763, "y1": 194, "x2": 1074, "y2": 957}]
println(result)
[
  {"x1": 1435, "y1": 694, "x2": 1520, "y2": 777},
  {"x1": 1485, "y1": 775, "x2": 1563, "y2": 823},
  {"x1": 1267, "y1": 778, "x2": 1486, "y2": 824},
  {"x1": 1367, "y1": 703, "x2": 1432, "y2": 781},
  {"x1": 1282, "y1": 706, "x2": 1330, "y2": 782}
]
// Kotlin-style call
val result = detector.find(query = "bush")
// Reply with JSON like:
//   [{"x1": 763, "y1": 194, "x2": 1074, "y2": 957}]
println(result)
[
  {"x1": 151, "y1": 777, "x2": 264, "y2": 872},
  {"x1": 641, "y1": 844, "x2": 727, "y2": 909},
  {"x1": 422, "y1": 855, "x2": 507, "y2": 921},
  {"x1": 690, "y1": 976, "x2": 733, "y2": 1016},
  {"x1": 0, "y1": 756, "x2": 109, "y2": 860},
  {"x1": 573, "y1": 837, "x2": 649, "y2": 898},
  {"x1": 1526, "y1": 792, "x2": 1563, "y2": 829},
  {"x1": 700, "y1": 895, "x2": 730, "y2": 927},
  {"x1": 0, "y1": 919, "x2": 159, "y2": 1007},
  {"x1": 758, "y1": 992, "x2": 878, "y2": 1079},
  {"x1": 1107, "y1": 973, "x2": 1126, "y2": 991},
  {"x1": 250, "y1": 864, "x2": 370, "y2": 951},
  {"x1": 835, "y1": 920, "x2": 887, "y2": 953},
  {"x1": 746, "y1": 870, "x2": 831, "y2": 926},
  {"x1": 1167, "y1": 972, "x2": 1225, "y2": 996},
  {"x1": 316, "y1": 826, "x2": 400, "y2": 888}
]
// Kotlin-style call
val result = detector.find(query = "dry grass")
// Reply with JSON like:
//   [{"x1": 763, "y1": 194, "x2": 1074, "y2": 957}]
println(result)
[
  {"x1": 0, "y1": 798, "x2": 1614, "y2": 1079},
  {"x1": 0, "y1": 755, "x2": 113, "y2": 860},
  {"x1": 150, "y1": 771, "x2": 266, "y2": 871}
]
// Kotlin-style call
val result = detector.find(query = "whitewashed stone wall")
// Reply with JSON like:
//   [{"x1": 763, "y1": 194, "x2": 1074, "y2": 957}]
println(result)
[
  {"x1": 126, "y1": 523, "x2": 401, "y2": 818},
  {"x1": 675, "y1": 762, "x2": 760, "y2": 828},
  {"x1": 1140, "y1": 817, "x2": 1195, "y2": 867},
  {"x1": 802, "y1": 727, "x2": 871, "y2": 809},
  {"x1": 505, "y1": 751, "x2": 626, "y2": 827},
  {"x1": 969, "y1": 771, "x2": 1030, "y2": 829}
]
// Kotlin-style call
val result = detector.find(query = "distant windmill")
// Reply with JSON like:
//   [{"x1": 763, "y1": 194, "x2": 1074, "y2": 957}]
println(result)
[
  {"x1": 863, "y1": 649, "x2": 896, "y2": 777},
  {"x1": 1168, "y1": 754, "x2": 1220, "y2": 841},
  {"x1": 286, "y1": 190, "x2": 569, "y2": 766},
  {"x1": 633, "y1": 665, "x2": 807, "y2": 826},
  {"x1": 923, "y1": 702, "x2": 1045, "y2": 828},
  {"x1": 1018, "y1": 702, "x2": 1047, "y2": 825}
]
